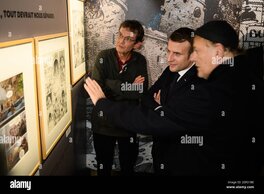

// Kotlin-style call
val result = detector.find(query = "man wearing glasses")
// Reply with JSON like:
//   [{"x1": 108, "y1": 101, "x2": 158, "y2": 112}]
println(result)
[{"x1": 90, "y1": 20, "x2": 148, "y2": 176}]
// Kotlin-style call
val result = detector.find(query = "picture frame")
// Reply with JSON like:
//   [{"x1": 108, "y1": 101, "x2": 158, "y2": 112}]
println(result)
[
  {"x1": 35, "y1": 33, "x2": 72, "y2": 159},
  {"x1": 67, "y1": 0, "x2": 86, "y2": 85},
  {"x1": 0, "y1": 38, "x2": 41, "y2": 175}
]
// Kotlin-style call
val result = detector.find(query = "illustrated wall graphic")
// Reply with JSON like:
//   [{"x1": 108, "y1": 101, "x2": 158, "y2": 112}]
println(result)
[
  {"x1": 239, "y1": 0, "x2": 264, "y2": 48},
  {"x1": 126, "y1": 0, "x2": 164, "y2": 30},
  {"x1": 159, "y1": 0, "x2": 205, "y2": 36},
  {"x1": 85, "y1": 0, "x2": 127, "y2": 71},
  {"x1": 84, "y1": 0, "x2": 264, "y2": 173},
  {"x1": 204, "y1": 0, "x2": 242, "y2": 32}
]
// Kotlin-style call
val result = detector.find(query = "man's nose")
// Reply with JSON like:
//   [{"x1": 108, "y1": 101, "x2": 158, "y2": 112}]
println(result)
[{"x1": 167, "y1": 53, "x2": 173, "y2": 62}]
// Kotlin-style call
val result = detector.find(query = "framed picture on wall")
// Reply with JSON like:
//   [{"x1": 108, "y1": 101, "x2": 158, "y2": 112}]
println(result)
[
  {"x1": 0, "y1": 38, "x2": 41, "y2": 175},
  {"x1": 35, "y1": 33, "x2": 72, "y2": 159},
  {"x1": 67, "y1": 0, "x2": 86, "y2": 85}
]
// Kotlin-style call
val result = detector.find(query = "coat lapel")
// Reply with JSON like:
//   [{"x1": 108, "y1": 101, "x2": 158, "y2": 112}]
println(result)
[
  {"x1": 161, "y1": 66, "x2": 197, "y2": 104},
  {"x1": 160, "y1": 71, "x2": 174, "y2": 105},
  {"x1": 174, "y1": 66, "x2": 197, "y2": 90}
]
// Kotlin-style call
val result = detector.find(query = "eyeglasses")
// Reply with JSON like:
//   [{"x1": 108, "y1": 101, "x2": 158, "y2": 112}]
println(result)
[{"x1": 116, "y1": 32, "x2": 136, "y2": 43}]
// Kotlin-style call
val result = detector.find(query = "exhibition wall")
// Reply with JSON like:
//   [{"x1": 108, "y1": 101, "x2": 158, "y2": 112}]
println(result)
[
  {"x1": 1, "y1": 0, "x2": 263, "y2": 175},
  {"x1": 0, "y1": 0, "x2": 86, "y2": 175},
  {"x1": 84, "y1": 0, "x2": 264, "y2": 173}
]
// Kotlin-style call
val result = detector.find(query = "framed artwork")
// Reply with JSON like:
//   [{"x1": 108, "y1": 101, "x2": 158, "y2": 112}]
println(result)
[
  {"x1": 67, "y1": 0, "x2": 86, "y2": 85},
  {"x1": 0, "y1": 38, "x2": 41, "y2": 175},
  {"x1": 35, "y1": 33, "x2": 72, "y2": 159}
]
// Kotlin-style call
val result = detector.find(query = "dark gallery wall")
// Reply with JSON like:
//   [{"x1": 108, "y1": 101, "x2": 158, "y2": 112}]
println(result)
[{"x1": 84, "y1": 0, "x2": 264, "y2": 174}]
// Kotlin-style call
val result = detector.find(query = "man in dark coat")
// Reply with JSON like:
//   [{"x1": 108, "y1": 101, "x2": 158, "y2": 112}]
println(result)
[
  {"x1": 191, "y1": 20, "x2": 264, "y2": 176},
  {"x1": 85, "y1": 21, "x2": 264, "y2": 176},
  {"x1": 141, "y1": 28, "x2": 207, "y2": 175},
  {"x1": 87, "y1": 27, "x2": 208, "y2": 175}
]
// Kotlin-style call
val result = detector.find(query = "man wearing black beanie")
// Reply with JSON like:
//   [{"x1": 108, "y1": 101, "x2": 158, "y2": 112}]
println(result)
[
  {"x1": 83, "y1": 20, "x2": 264, "y2": 176},
  {"x1": 191, "y1": 20, "x2": 264, "y2": 176},
  {"x1": 191, "y1": 20, "x2": 240, "y2": 79}
]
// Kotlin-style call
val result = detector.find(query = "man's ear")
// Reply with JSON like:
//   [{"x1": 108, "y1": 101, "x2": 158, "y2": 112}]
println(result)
[
  {"x1": 134, "y1": 41, "x2": 143, "y2": 50},
  {"x1": 215, "y1": 43, "x2": 225, "y2": 57}
]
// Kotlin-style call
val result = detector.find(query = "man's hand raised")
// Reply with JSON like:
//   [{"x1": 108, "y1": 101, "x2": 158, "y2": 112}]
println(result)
[{"x1": 84, "y1": 77, "x2": 106, "y2": 105}]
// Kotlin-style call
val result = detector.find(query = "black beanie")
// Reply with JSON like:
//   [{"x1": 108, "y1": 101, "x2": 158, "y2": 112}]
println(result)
[{"x1": 195, "y1": 20, "x2": 239, "y2": 50}]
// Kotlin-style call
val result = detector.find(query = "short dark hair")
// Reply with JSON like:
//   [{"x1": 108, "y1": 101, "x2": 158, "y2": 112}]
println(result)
[
  {"x1": 169, "y1": 27, "x2": 194, "y2": 55},
  {"x1": 119, "y1": 20, "x2": 144, "y2": 42}
]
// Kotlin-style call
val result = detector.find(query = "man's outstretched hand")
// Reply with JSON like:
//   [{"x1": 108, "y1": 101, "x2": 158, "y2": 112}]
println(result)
[{"x1": 84, "y1": 77, "x2": 106, "y2": 105}]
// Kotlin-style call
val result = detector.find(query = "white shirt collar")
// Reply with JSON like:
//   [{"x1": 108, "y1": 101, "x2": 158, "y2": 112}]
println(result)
[{"x1": 177, "y1": 63, "x2": 194, "y2": 81}]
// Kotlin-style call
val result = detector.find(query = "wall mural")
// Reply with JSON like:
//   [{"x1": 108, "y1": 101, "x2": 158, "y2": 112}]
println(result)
[
  {"x1": 239, "y1": 0, "x2": 264, "y2": 48},
  {"x1": 84, "y1": 0, "x2": 264, "y2": 173},
  {"x1": 85, "y1": 0, "x2": 127, "y2": 72},
  {"x1": 204, "y1": 0, "x2": 242, "y2": 32},
  {"x1": 160, "y1": 0, "x2": 205, "y2": 36}
]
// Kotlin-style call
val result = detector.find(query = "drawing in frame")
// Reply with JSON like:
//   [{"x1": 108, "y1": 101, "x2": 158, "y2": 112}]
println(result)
[
  {"x1": 0, "y1": 38, "x2": 41, "y2": 175},
  {"x1": 67, "y1": 0, "x2": 86, "y2": 85},
  {"x1": 35, "y1": 33, "x2": 72, "y2": 159}
]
